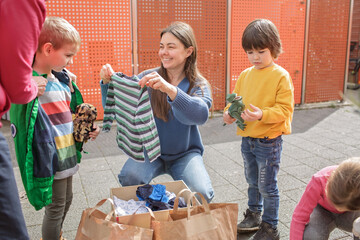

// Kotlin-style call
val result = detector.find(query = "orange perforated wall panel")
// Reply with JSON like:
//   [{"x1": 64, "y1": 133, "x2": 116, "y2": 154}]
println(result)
[
  {"x1": 304, "y1": 0, "x2": 350, "y2": 103},
  {"x1": 45, "y1": 0, "x2": 133, "y2": 119},
  {"x1": 136, "y1": 0, "x2": 227, "y2": 110},
  {"x1": 230, "y1": 0, "x2": 306, "y2": 105},
  {"x1": 44, "y1": 0, "x2": 352, "y2": 114}
]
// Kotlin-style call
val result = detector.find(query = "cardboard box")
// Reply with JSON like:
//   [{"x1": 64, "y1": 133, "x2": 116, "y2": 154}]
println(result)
[{"x1": 110, "y1": 180, "x2": 194, "y2": 229}]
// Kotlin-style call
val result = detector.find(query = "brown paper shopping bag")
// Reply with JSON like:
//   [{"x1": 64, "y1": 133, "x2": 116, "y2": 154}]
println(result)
[
  {"x1": 152, "y1": 190, "x2": 238, "y2": 240},
  {"x1": 75, "y1": 198, "x2": 153, "y2": 240}
]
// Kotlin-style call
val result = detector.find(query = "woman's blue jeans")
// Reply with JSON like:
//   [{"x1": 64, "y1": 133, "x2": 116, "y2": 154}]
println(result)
[
  {"x1": 118, "y1": 151, "x2": 214, "y2": 203},
  {"x1": 241, "y1": 136, "x2": 283, "y2": 227}
]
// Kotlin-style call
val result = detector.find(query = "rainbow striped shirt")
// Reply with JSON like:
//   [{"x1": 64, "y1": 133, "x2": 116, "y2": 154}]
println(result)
[{"x1": 38, "y1": 74, "x2": 78, "y2": 179}]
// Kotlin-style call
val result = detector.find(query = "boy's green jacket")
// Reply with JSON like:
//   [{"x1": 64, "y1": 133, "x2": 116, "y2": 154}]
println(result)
[{"x1": 10, "y1": 70, "x2": 84, "y2": 210}]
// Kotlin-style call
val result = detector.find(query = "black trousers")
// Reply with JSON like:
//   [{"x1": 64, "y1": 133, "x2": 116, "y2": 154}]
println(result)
[{"x1": 0, "y1": 131, "x2": 29, "y2": 240}]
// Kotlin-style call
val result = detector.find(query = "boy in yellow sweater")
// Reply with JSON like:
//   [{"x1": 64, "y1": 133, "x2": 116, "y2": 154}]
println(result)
[{"x1": 223, "y1": 19, "x2": 294, "y2": 240}]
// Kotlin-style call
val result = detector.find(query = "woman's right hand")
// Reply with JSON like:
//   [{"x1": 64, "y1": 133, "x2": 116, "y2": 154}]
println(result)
[
  {"x1": 100, "y1": 63, "x2": 115, "y2": 84},
  {"x1": 223, "y1": 111, "x2": 236, "y2": 125},
  {"x1": 138, "y1": 71, "x2": 178, "y2": 100}
]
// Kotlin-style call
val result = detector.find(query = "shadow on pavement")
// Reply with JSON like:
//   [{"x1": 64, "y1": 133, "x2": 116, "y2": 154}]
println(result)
[
  {"x1": 200, "y1": 107, "x2": 339, "y2": 145},
  {"x1": 291, "y1": 107, "x2": 338, "y2": 134}
]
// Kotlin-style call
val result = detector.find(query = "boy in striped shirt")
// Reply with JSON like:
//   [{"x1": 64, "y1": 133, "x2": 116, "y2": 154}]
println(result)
[{"x1": 32, "y1": 16, "x2": 99, "y2": 240}]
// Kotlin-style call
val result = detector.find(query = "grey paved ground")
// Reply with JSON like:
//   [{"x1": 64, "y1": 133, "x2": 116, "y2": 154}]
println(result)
[{"x1": 2, "y1": 88, "x2": 360, "y2": 240}]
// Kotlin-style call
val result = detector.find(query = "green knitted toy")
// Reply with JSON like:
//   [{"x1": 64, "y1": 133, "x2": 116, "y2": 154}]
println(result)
[{"x1": 224, "y1": 93, "x2": 246, "y2": 130}]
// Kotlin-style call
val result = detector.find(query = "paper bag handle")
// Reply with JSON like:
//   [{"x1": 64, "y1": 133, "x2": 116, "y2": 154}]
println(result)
[
  {"x1": 173, "y1": 190, "x2": 211, "y2": 220},
  {"x1": 173, "y1": 188, "x2": 195, "y2": 212},
  {"x1": 172, "y1": 189, "x2": 209, "y2": 213},
  {"x1": 88, "y1": 198, "x2": 115, "y2": 221},
  {"x1": 186, "y1": 192, "x2": 211, "y2": 220}
]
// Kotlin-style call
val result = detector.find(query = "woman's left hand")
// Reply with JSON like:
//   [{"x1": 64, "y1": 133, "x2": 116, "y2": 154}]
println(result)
[
  {"x1": 138, "y1": 72, "x2": 177, "y2": 100},
  {"x1": 89, "y1": 123, "x2": 100, "y2": 141},
  {"x1": 100, "y1": 64, "x2": 115, "y2": 84}
]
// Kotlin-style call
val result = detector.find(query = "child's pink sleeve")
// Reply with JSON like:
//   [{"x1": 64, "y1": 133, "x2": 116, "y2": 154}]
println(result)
[{"x1": 290, "y1": 176, "x2": 323, "y2": 240}]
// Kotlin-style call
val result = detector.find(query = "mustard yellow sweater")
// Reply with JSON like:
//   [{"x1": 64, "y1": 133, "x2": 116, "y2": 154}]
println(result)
[{"x1": 225, "y1": 64, "x2": 294, "y2": 139}]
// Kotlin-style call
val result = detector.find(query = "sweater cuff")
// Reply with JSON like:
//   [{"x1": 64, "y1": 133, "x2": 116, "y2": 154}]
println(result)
[
  {"x1": 260, "y1": 109, "x2": 268, "y2": 122},
  {"x1": 100, "y1": 79, "x2": 108, "y2": 85},
  {"x1": 168, "y1": 87, "x2": 191, "y2": 110}
]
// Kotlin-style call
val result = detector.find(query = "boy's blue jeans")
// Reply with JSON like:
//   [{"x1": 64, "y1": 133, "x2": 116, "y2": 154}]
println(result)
[
  {"x1": 241, "y1": 135, "x2": 283, "y2": 227},
  {"x1": 118, "y1": 151, "x2": 214, "y2": 203}
]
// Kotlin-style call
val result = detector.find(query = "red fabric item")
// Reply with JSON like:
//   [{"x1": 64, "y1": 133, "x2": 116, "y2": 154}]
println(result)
[{"x1": 0, "y1": 0, "x2": 46, "y2": 127}]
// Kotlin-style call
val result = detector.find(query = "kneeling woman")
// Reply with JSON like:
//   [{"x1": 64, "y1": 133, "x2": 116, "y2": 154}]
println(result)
[{"x1": 100, "y1": 21, "x2": 214, "y2": 203}]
